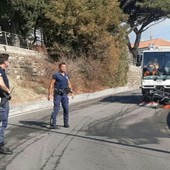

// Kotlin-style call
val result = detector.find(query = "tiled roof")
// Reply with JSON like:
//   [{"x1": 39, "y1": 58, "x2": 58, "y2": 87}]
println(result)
[{"x1": 132, "y1": 38, "x2": 170, "y2": 49}]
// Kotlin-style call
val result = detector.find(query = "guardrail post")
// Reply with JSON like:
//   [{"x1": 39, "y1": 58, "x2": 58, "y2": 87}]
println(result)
[
  {"x1": 27, "y1": 39, "x2": 29, "y2": 49},
  {"x1": 4, "y1": 32, "x2": 8, "y2": 45}
]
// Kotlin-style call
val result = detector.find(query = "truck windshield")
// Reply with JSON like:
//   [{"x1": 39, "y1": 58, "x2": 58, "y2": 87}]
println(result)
[{"x1": 143, "y1": 51, "x2": 170, "y2": 79}]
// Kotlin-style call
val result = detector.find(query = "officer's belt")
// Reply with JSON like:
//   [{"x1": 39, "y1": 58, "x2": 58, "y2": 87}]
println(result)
[{"x1": 54, "y1": 88, "x2": 69, "y2": 95}]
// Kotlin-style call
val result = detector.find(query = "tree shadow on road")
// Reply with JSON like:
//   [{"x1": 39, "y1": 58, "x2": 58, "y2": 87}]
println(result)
[
  {"x1": 7, "y1": 117, "x2": 170, "y2": 156},
  {"x1": 99, "y1": 92, "x2": 142, "y2": 105},
  {"x1": 82, "y1": 109, "x2": 170, "y2": 146}
]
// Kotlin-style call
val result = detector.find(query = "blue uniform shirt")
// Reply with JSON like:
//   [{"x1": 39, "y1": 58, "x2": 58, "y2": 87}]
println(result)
[
  {"x1": 0, "y1": 67, "x2": 9, "y2": 98},
  {"x1": 52, "y1": 72, "x2": 69, "y2": 89},
  {"x1": 0, "y1": 67, "x2": 9, "y2": 88}
]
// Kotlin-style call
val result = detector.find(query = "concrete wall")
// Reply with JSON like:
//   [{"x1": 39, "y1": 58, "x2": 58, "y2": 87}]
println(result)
[{"x1": 0, "y1": 44, "x2": 46, "y2": 57}]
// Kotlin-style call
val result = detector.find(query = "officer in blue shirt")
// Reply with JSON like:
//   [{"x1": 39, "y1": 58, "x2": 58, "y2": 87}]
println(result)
[
  {"x1": 0, "y1": 53, "x2": 12, "y2": 154},
  {"x1": 48, "y1": 62, "x2": 73, "y2": 129}
]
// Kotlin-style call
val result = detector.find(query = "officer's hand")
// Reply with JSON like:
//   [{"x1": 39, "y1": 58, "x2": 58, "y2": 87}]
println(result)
[
  {"x1": 7, "y1": 90, "x2": 10, "y2": 94},
  {"x1": 71, "y1": 92, "x2": 74, "y2": 99},
  {"x1": 48, "y1": 94, "x2": 53, "y2": 101}
]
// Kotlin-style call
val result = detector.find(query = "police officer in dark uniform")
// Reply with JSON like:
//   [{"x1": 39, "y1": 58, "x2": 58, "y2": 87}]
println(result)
[
  {"x1": 0, "y1": 53, "x2": 12, "y2": 154},
  {"x1": 48, "y1": 62, "x2": 73, "y2": 129}
]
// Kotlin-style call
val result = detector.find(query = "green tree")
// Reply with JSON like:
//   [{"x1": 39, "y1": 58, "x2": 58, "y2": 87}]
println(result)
[
  {"x1": 44, "y1": 0, "x2": 127, "y2": 60},
  {"x1": 42, "y1": 0, "x2": 129, "y2": 87},
  {"x1": 0, "y1": 0, "x2": 45, "y2": 36},
  {"x1": 120, "y1": 0, "x2": 170, "y2": 59}
]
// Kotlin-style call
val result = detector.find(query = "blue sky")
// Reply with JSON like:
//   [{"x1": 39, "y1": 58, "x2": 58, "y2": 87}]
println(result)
[{"x1": 129, "y1": 18, "x2": 170, "y2": 43}]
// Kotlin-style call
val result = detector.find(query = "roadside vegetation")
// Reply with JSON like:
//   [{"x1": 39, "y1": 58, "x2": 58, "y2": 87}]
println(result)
[{"x1": 0, "y1": 0, "x2": 170, "y2": 103}]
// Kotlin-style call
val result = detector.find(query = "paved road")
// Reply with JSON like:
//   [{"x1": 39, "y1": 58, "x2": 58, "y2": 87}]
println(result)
[{"x1": 1, "y1": 90, "x2": 170, "y2": 170}]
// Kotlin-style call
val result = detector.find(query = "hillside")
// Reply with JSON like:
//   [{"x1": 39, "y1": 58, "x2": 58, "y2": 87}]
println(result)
[
  {"x1": 9, "y1": 77, "x2": 47, "y2": 104},
  {"x1": 0, "y1": 45, "x2": 141, "y2": 105},
  {"x1": 9, "y1": 65, "x2": 141, "y2": 105}
]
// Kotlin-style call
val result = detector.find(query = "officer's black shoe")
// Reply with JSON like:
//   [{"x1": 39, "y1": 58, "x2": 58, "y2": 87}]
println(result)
[
  {"x1": 0, "y1": 146, "x2": 12, "y2": 155},
  {"x1": 64, "y1": 124, "x2": 70, "y2": 128},
  {"x1": 49, "y1": 125, "x2": 56, "y2": 129},
  {"x1": 49, "y1": 125, "x2": 60, "y2": 129}
]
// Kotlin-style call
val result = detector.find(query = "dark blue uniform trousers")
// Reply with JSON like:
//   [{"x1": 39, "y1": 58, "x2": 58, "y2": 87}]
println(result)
[
  {"x1": 51, "y1": 94, "x2": 69, "y2": 126},
  {"x1": 0, "y1": 101, "x2": 9, "y2": 144}
]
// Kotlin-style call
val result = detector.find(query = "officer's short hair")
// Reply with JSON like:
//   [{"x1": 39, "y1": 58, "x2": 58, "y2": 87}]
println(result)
[
  {"x1": 59, "y1": 62, "x2": 66, "y2": 68},
  {"x1": 0, "y1": 53, "x2": 9, "y2": 64}
]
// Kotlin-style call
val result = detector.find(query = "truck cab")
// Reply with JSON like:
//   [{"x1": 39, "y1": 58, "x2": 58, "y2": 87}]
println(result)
[{"x1": 141, "y1": 50, "x2": 170, "y2": 104}]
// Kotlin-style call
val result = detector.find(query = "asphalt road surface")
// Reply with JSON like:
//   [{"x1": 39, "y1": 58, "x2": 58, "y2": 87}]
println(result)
[{"x1": 1, "y1": 90, "x2": 170, "y2": 170}]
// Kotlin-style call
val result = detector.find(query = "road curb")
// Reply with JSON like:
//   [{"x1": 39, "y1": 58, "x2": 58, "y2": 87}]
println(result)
[{"x1": 9, "y1": 86, "x2": 140, "y2": 117}]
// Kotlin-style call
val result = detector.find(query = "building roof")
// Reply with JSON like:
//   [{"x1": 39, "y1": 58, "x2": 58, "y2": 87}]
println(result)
[{"x1": 133, "y1": 38, "x2": 170, "y2": 49}]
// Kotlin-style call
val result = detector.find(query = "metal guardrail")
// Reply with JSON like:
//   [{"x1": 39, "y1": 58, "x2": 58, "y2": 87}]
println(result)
[{"x1": 0, "y1": 31, "x2": 43, "y2": 49}]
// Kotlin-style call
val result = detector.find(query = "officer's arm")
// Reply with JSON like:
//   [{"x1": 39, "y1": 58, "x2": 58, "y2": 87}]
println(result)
[
  {"x1": 48, "y1": 79, "x2": 55, "y2": 100},
  {"x1": 0, "y1": 76, "x2": 10, "y2": 94},
  {"x1": 68, "y1": 80, "x2": 73, "y2": 93}
]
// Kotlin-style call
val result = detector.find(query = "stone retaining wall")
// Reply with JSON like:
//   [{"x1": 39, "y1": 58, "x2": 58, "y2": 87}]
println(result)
[{"x1": 0, "y1": 44, "x2": 49, "y2": 80}]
